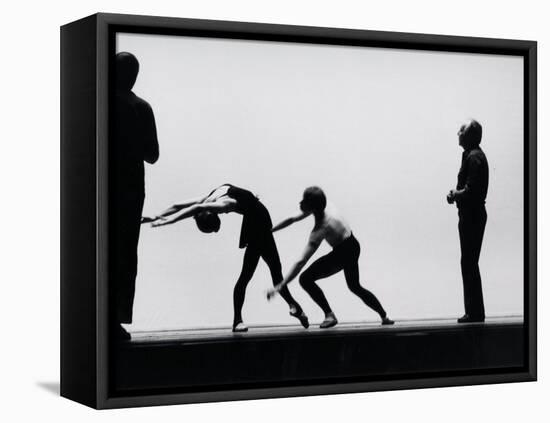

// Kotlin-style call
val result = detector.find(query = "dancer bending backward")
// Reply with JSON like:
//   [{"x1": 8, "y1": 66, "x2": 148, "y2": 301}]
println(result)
[
  {"x1": 267, "y1": 187, "x2": 394, "y2": 328},
  {"x1": 147, "y1": 184, "x2": 309, "y2": 332}
]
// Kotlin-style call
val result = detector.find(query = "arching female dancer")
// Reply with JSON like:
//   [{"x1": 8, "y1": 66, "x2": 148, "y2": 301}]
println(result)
[{"x1": 146, "y1": 184, "x2": 309, "y2": 332}]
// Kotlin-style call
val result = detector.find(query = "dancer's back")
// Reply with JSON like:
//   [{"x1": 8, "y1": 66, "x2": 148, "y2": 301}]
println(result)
[{"x1": 311, "y1": 204, "x2": 352, "y2": 248}]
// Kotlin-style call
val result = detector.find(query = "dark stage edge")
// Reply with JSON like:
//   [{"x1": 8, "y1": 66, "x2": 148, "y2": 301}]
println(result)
[{"x1": 113, "y1": 316, "x2": 525, "y2": 395}]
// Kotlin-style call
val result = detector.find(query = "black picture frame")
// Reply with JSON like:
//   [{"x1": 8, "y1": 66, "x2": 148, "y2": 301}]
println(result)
[{"x1": 60, "y1": 12, "x2": 537, "y2": 409}]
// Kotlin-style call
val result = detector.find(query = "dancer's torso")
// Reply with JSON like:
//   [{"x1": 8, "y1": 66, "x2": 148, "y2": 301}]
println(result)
[
  {"x1": 205, "y1": 184, "x2": 259, "y2": 212},
  {"x1": 205, "y1": 184, "x2": 232, "y2": 206},
  {"x1": 313, "y1": 205, "x2": 353, "y2": 248},
  {"x1": 206, "y1": 184, "x2": 272, "y2": 248}
]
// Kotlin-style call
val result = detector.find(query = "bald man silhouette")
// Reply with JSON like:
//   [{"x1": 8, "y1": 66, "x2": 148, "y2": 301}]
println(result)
[
  {"x1": 111, "y1": 52, "x2": 159, "y2": 340},
  {"x1": 447, "y1": 119, "x2": 488, "y2": 324}
]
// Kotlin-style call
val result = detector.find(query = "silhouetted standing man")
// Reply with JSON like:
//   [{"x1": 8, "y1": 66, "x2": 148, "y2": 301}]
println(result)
[
  {"x1": 447, "y1": 119, "x2": 488, "y2": 323},
  {"x1": 111, "y1": 52, "x2": 159, "y2": 339}
]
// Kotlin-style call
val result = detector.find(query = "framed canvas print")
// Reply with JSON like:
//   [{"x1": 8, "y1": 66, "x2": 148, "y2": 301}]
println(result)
[{"x1": 60, "y1": 13, "x2": 537, "y2": 409}]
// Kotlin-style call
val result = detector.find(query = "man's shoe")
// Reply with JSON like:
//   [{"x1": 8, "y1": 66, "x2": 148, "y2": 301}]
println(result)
[
  {"x1": 114, "y1": 324, "x2": 131, "y2": 341},
  {"x1": 320, "y1": 313, "x2": 338, "y2": 329},
  {"x1": 290, "y1": 309, "x2": 310, "y2": 329},
  {"x1": 457, "y1": 314, "x2": 485, "y2": 323}
]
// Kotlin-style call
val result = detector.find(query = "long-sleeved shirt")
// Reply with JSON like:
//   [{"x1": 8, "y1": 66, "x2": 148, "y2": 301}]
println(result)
[
  {"x1": 456, "y1": 147, "x2": 489, "y2": 209},
  {"x1": 113, "y1": 90, "x2": 159, "y2": 194}
]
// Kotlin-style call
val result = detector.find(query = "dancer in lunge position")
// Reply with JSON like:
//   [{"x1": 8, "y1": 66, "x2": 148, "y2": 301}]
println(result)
[
  {"x1": 267, "y1": 186, "x2": 394, "y2": 328},
  {"x1": 146, "y1": 184, "x2": 309, "y2": 332}
]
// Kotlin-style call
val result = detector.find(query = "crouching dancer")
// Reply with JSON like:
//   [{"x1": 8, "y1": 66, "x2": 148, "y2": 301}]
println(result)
[{"x1": 267, "y1": 186, "x2": 394, "y2": 328}]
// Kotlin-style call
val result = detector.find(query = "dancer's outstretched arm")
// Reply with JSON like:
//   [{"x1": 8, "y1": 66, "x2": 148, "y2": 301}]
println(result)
[
  {"x1": 142, "y1": 195, "x2": 209, "y2": 223},
  {"x1": 272, "y1": 212, "x2": 309, "y2": 232},
  {"x1": 267, "y1": 231, "x2": 323, "y2": 299},
  {"x1": 152, "y1": 199, "x2": 237, "y2": 227}
]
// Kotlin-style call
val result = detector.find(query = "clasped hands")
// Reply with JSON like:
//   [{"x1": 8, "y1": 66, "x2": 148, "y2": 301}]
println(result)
[{"x1": 446, "y1": 189, "x2": 458, "y2": 204}]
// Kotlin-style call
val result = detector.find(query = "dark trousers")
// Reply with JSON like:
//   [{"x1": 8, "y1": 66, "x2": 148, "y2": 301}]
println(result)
[
  {"x1": 299, "y1": 235, "x2": 387, "y2": 318},
  {"x1": 112, "y1": 190, "x2": 144, "y2": 324},
  {"x1": 458, "y1": 206, "x2": 487, "y2": 318},
  {"x1": 233, "y1": 234, "x2": 303, "y2": 325}
]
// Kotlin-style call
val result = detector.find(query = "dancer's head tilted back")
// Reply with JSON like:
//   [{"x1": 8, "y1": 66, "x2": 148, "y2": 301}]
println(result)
[
  {"x1": 458, "y1": 119, "x2": 482, "y2": 150},
  {"x1": 194, "y1": 211, "x2": 221, "y2": 233},
  {"x1": 300, "y1": 186, "x2": 327, "y2": 215},
  {"x1": 115, "y1": 52, "x2": 140, "y2": 92}
]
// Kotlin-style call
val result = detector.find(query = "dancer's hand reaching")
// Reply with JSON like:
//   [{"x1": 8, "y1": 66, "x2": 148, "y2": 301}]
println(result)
[
  {"x1": 266, "y1": 286, "x2": 280, "y2": 301},
  {"x1": 141, "y1": 216, "x2": 157, "y2": 224},
  {"x1": 151, "y1": 217, "x2": 171, "y2": 227}
]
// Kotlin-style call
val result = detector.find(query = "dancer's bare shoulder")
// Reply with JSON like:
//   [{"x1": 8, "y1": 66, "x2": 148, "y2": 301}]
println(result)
[{"x1": 204, "y1": 185, "x2": 230, "y2": 203}]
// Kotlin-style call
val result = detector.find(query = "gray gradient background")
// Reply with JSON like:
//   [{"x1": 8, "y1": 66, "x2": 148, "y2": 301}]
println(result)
[{"x1": 116, "y1": 33, "x2": 524, "y2": 331}]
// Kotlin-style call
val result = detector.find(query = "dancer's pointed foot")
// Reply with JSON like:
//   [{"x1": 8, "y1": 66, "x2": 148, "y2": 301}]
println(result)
[
  {"x1": 290, "y1": 308, "x2": 309, "y2": 329},
  {"x1": 320, "y1": 312, "x2": 338, "y2": 329},
  {"x1": 381, "y1": 317, "x2": 395, "y2": 325},
  {"x1": 232, "y1": 322, "x2": 248, "y2": 333}
]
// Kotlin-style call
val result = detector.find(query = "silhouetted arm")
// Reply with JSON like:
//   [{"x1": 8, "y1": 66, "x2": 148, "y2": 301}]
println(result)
[
  {"x1": 272, "y1": 212, "x2": 309, "y2": 232},
  {"x1": 454, "y1": 155, "x2": 483, "y2": 201},
  {"x1": 152, "y1": 199, "x2": 237, "y2": 227},
  {"x1": 267, "y1": 231, "x2": 323, "y2": 299},
  {"x1": 449, "y1": 155, "x2": 483, "y2": 203},
  {"x1": 152, "y1": 195, "x2": 209, "y2": 220},
  {"x1": 141, "y1": 102, "x2": 159, "y2": 164}
]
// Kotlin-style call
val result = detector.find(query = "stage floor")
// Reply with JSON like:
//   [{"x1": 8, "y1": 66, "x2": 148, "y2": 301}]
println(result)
[
  {"x1": 129, "y1": 315, "x2": 523, "y2": 344},
  {"x1": 114, "y1": 314, "x2": 526, "y2": 395}
]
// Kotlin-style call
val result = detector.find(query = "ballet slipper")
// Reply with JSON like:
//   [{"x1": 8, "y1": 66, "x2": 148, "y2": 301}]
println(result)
[
  {"x1": 232, "y1": 322, "x2": 248, "y2": 333},
  {"x1": 290, "y1": 309, "x2": 310, "y2": 329},
  {"x1": 320, "y1": 313, "x2": 338, "y2": 329}
]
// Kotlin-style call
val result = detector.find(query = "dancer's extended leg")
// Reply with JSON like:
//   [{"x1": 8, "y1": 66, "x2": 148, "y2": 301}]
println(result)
[
  {"x1": 233, "y1": 246, "x2": 261, "y2": 331},
  {"x1": 343, "y1": 262, "x2": 393, "y2": 325},
  {"x1": 299, "y1": 251, "x2": 342, "y2": 328},
  {"x1": 261, "y1": 236, "x2": 309, "y2": 328}
]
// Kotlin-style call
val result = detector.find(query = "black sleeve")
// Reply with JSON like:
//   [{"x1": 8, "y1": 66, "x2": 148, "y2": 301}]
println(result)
[
  {"x1": 462, "y1": 154, "x2": 483, "y2": 200},
  {"x1": 140, "y1": 101, "x2": 159, "y2": 164}
]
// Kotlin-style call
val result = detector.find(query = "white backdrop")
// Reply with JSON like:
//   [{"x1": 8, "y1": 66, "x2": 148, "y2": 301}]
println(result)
[
  {"x1": 1, "y1": 1, "x2": 547, "y2": 422},
  {"x1": 116, "y1": 33, "x2": 523, "y2": 331}
]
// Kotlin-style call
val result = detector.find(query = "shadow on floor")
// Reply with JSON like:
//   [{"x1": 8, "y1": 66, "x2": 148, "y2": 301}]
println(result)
[{"x1": 36, "y1": 381, "x2": 60, "y2": 396}]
